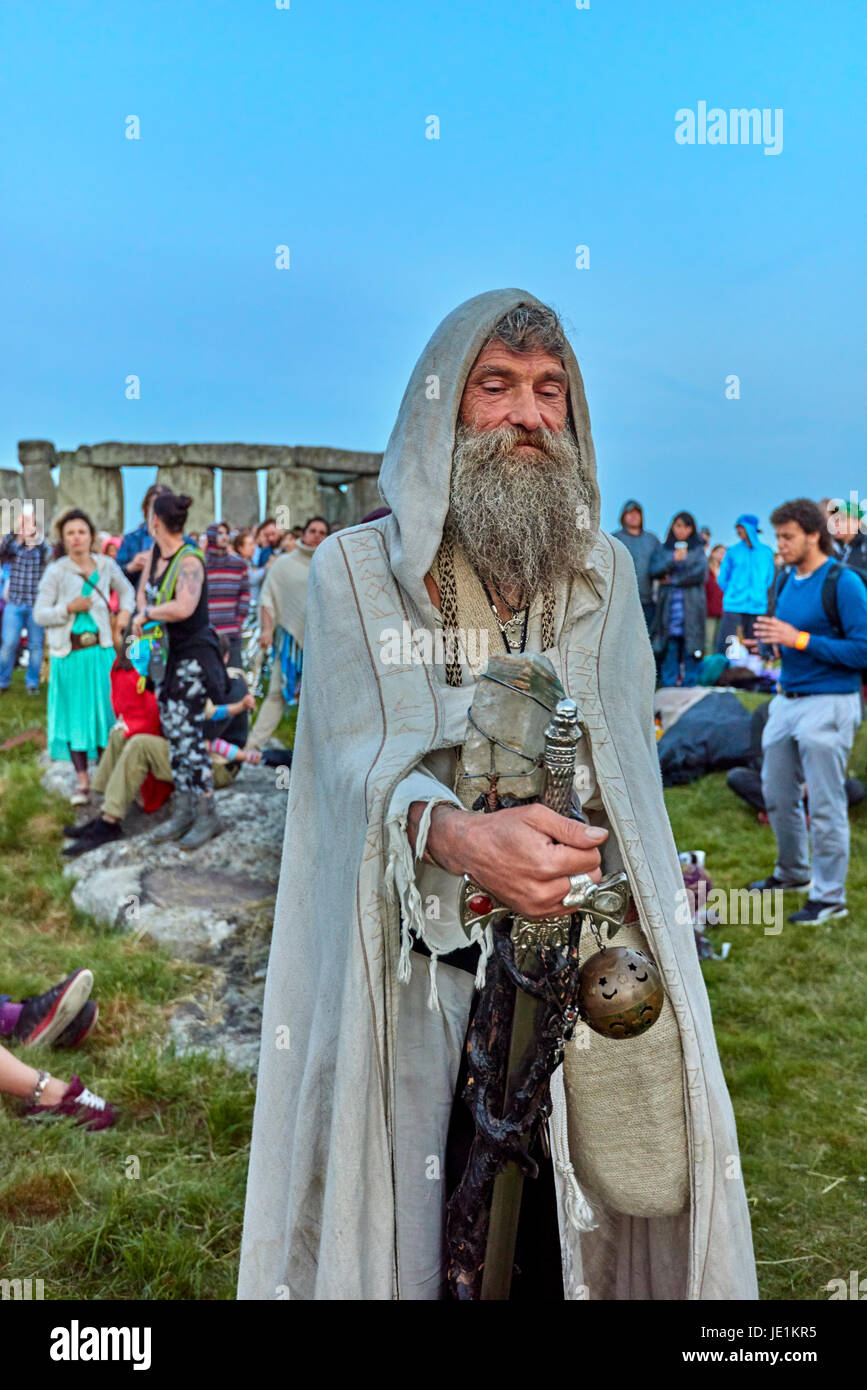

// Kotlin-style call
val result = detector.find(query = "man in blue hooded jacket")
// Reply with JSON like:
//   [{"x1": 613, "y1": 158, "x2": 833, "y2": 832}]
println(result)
[{"x1": 715, "y1": 513, "x2": 776, "y2": 654}]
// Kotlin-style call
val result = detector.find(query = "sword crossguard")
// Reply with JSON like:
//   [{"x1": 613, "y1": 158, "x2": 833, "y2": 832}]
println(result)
[{"x1": 458, "y1": 869, "x2": 631, "y2": 941}]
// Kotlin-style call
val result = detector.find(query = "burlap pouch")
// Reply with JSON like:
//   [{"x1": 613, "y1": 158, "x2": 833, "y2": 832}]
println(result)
[{"x1": 562, "y1": 920, "x2": 690, "y2": 1218}]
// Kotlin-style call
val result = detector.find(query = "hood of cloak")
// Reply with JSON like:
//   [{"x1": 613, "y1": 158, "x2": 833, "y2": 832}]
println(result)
[
  {"x1": 379, "y1": 289, "x2": 601, "y2": 612},
  {"x1": 239, "y1": 289, "x2": 757, "y2": 1303}
]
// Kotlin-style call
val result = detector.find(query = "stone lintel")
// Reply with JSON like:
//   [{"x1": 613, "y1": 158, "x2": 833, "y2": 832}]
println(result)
[
  {"x1": 87, "y1": 442, "x2": 181, "y2": 468},
  {"x1": 179, "y1": 443, "x2": 294, "y2": 471},
  {"x1": 295, "y1": 445, "x2": 383, "y2": 476}
]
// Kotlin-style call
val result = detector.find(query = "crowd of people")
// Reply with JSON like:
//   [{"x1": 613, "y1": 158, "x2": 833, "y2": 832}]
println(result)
[
  {"x1": 0, "y1": 293, "x2": 863, "y2": 1315},
  {"x1": 3, "y1": 451, "x2": 867, "y2": 1156},
  {"x1": 613, "y1": 496, "x2": 867, "y2": 688},
  {"x1": 0, "y1": 492, "x2": 339, "y2": 1128},
  {"x1": 615, "y1": 493, "x2": 867, "y2": 934}
]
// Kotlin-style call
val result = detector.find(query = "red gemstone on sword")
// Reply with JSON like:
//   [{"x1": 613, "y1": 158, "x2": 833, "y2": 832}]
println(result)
[{"x1": 468, "y1": 893, "x2": 493, "y2": 915}]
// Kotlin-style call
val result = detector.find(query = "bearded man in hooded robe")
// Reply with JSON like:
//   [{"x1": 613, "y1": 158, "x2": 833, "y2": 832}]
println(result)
[{"x1": 238, "y1": 290, "x2": 757, "y2": 1302}]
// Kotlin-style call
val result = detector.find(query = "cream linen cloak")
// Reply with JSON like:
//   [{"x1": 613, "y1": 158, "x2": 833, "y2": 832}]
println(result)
[
  {"x1": 238, "y1": 289, "x2": 758, "y2": 1301},
  {"x1": 259, "y1": 543, "x2": 315, "y2": 646}
]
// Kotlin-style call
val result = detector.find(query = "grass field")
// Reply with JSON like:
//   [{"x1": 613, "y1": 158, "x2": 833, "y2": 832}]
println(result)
[{"x1": 0, "y1": 670, "x2": 863, "y2": 1299}]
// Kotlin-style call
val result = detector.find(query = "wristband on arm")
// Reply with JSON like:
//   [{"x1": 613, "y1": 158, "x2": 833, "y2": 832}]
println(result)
[{"x1": 794, "y1": 631, "x2": 810, "y2": 651}]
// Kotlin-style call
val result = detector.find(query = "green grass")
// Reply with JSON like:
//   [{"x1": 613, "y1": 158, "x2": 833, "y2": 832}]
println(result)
[
  {"x1": 665, "y1": 690, "x2": 867, "y2": 1299},
  {"x1": 0, "y1": 672, "x2": 863, "y2": 1298},
  {"x1": 0, "y1": 669, "x2": 263, "y2": 1299}
]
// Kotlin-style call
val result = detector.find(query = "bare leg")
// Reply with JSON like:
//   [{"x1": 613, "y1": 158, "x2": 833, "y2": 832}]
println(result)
[
  {"x1": 0, "y1": 1041, "x2": 68, "y2": 1106},
  {"x1": 70, "y1": 748, "x2": 90, "y2": 793}
]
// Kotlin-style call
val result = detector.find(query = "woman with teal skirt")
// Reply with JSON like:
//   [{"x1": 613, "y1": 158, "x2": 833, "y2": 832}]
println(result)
[{"x1": 34, "y1": 510, "x2": 134, "y2": 804}]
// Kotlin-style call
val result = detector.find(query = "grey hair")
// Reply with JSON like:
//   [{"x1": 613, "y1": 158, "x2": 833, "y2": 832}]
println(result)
[{"x1": 486, "y1": 302, "x2": 568, "y2": 359}]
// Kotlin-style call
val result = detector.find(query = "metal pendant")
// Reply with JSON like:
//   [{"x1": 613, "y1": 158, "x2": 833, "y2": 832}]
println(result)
[
  {"x1": 577, "y1": 946, "x2": 664, "y2": 1038},
  {"x1": 501, "y1": 615, "x2": 525, "y2": 649}
]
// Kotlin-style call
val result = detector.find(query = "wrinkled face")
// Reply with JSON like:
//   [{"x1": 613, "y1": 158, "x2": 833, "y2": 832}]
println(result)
[
  {"x1": 62, "y1": 519, "x2": 93, "y2": 554},
  {"x1": 459, "y1": 340, "x2": 569, "y2": 442},
  {"x1": 622, "y1": 507, "x2": 642, "y2": 531},
  {"x1": 262, "y1": 523, "x2": 279, "y2": 548},
  {"x1": 672, "y1": 517, "x2": 693, "y2": 542},
  {"x1": 303, "y1": 520, "x2": 328, "y2": 549},
  {"x1": 448, "y1": 338, "x2": 593, "y2": 600}
]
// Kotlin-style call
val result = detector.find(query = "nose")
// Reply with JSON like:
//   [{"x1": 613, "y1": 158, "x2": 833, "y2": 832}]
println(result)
[{"x1": 505, "y1": 384, "x2": 544, "y2": 433}]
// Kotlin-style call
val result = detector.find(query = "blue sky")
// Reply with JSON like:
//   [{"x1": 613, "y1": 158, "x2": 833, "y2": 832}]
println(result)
[{"x1": 2, "y1": 0, "x2": 864, "y2": 537}]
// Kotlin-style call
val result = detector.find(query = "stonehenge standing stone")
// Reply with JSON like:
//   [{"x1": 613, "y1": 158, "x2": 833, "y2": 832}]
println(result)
[
  {"x1": 318, "y1": 484, "x2": 352, "y2": 529},
  {"x1": 265, "y1": 466, "x2": 320, "y2": 532},
  {"x1": 155, "y1": 464, "x2": 215, "y2": 535},
  {"x1": 0, "y1": 470, "x2": 24, "y2": 535},
  {"x1": 0, "y1": 469, "x2": 24, "y2": 502},
  {"x1": 55, "y1": 463, "x2": 125, "y2": 536},
  {"x1": 353, "y1": 475, "x2": 384, "y2": 518},
  {"x1": 220, "y1": 470, "x2": 260, "y2": 528},
  {"x1": 18, "y1": 440, "x2": 57, "y2": 530}
]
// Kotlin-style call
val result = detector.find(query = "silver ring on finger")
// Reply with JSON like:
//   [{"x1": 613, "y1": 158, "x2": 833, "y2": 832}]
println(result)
[{"x1": 561, "y1": 872, "x2": 596, "y2": 909}]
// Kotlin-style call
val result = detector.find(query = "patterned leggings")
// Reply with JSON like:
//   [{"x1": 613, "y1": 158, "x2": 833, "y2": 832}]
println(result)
[{"x1": 159, "y1": 657, "x2": 214, "y2": 795}]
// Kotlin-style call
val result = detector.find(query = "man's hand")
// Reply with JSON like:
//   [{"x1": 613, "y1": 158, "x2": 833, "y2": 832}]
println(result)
[
  {"x1": 240, "y1": 693, "x2": 256, "y2": 710},
  {"x1": 258, "y1": 630, "x2": 272, "y2": 650},
  {"x1": 131, "y1": 610, "x2": 146, "y2": 638},
  {"x1": 753, "y1": 616, "x2": 801, "y2": 649},
  {"x1": 66, "y1": 595, "x2": 92, "y2": 614},
  {"x1": 422, "y1": 802, "x2": 607, "y2": 920},
  {"x1": 127, "y1": 551, "x2": 149, "y2": 574}
]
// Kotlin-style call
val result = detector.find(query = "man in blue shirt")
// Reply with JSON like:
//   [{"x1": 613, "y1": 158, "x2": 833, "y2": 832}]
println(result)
[
  {"x1": 116, "y1": 483, "x2": 169, "y2": 584},
  {"x1": 747, "y1": 498, "x2": 867, "y2": 924}
]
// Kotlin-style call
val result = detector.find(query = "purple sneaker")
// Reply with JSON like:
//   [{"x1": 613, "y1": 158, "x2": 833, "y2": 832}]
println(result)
[
  {"x1": 22, "y1": 1075, "x2": 117, "y2": 1131},
  {"x1": 13, "y1": 969, "x2": 94, "y2": 1048}
]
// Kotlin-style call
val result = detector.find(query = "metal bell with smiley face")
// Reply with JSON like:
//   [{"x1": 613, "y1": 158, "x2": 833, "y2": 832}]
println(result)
[{"x1": 577, "y1": 946, "x2": 664, "y2": 1038}]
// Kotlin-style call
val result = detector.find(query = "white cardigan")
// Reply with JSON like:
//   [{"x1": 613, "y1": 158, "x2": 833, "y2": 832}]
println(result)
[{"x1": 34, "y1": 554, "x2": 135, "y2": 658}]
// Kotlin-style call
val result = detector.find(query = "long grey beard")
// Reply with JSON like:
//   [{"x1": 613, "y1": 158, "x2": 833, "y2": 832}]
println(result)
[{"x1": 447, "y1": 421, "x2": 594, "y2": 602}]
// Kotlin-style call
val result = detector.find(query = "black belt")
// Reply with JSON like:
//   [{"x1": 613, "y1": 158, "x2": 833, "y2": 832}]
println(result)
[
  {"x1": 411, "y1": 935, "x2": 481, "y2": 978},
  {"x1": 781, "y1": 690, "x2": 853, "y2": 699}
]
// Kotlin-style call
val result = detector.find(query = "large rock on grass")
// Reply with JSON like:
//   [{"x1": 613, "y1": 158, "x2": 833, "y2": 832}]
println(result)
[{"x1": 53, "y1": 760, "x2": 288, "y2": 1072}]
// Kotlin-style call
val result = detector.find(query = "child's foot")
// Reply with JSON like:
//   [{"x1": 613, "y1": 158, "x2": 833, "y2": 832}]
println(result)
[{"x1": 22, "y1": 1074, "x2": 117, "y2": 1131}]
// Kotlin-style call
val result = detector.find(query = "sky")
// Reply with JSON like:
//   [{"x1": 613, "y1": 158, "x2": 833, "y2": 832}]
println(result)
[{"x1": 1, "y1": 0, "x2": 864, "y2": 538}]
